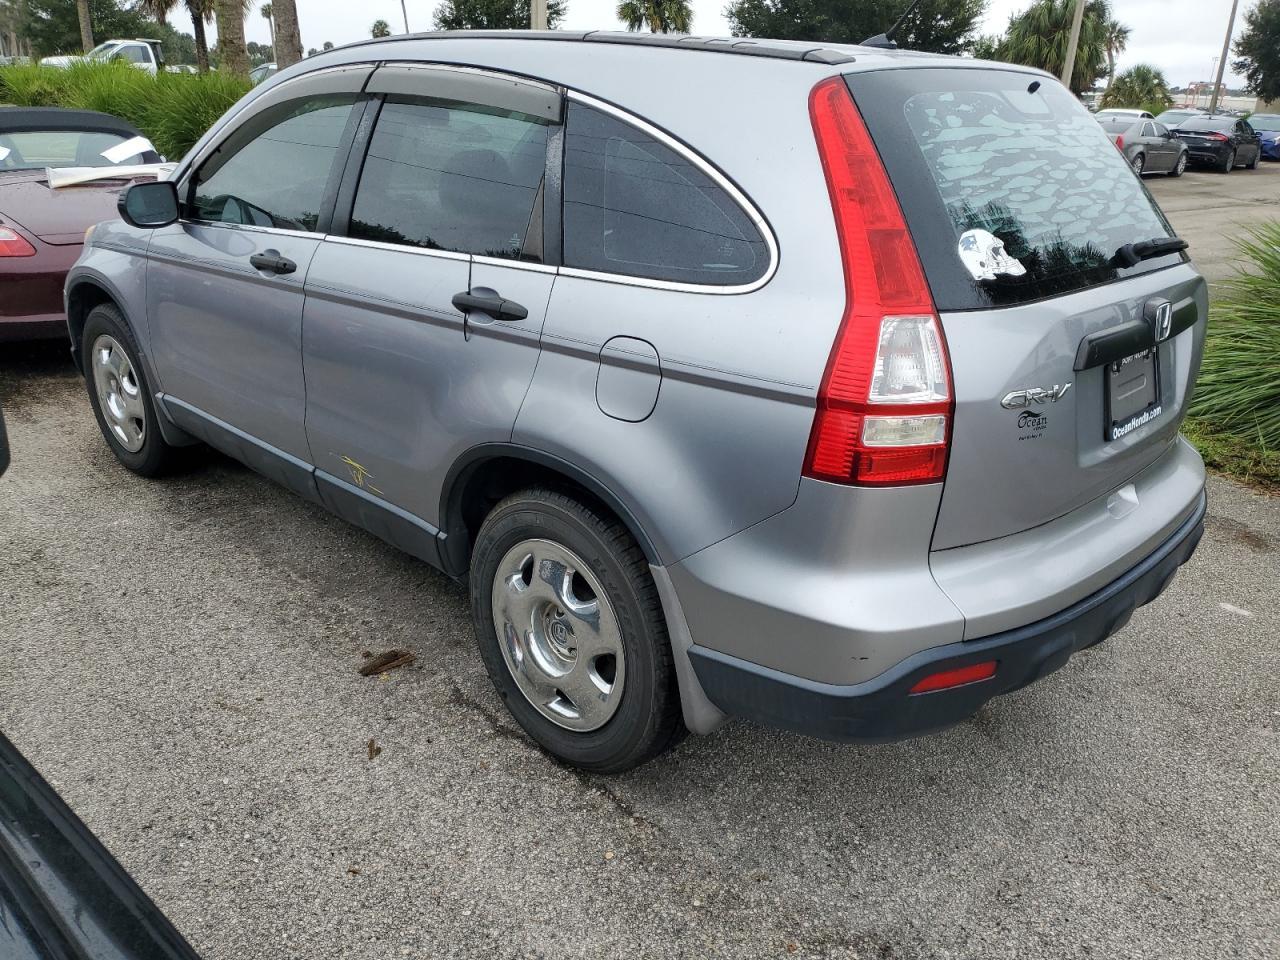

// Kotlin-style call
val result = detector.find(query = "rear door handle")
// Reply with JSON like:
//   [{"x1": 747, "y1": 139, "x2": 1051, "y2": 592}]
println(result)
[
  {"x1": 451, "y1": 291, "x2": 528, "y2": 322},
  {"x1": 249, "y1": 251, "x2": 297, "y2": 275}
]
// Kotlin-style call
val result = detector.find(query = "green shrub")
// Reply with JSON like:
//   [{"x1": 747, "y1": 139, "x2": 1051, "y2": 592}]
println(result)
[
  {"x1": 1188, "y1": 221, "x2": 1280, "y2": 455},
  {"x1": 0, "y1": 62, "x2": 249, "y2": 160}
]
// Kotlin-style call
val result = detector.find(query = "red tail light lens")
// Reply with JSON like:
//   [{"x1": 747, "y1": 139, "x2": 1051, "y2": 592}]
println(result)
[
  {"x1": 909, "y1": 661, "x2": 998, "y2": 694},
  {"x1": 0, "y1": 226, "x2": 36, "y2": 257},
  {"x1": 1207, "y1": 132, "x2": 1230, "y2": 142},
  {"x1": 1115, "y1": 134, "x2": 1125, "y2": 150},
  {"x1": 804, "y1": 77, "x2": 953, "y2": 486}
]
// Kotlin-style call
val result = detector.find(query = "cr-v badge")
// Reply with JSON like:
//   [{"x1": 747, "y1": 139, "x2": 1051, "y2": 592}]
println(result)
[{"x1": 1000, "y1": 383, "x2": 1073, "y2": 409}]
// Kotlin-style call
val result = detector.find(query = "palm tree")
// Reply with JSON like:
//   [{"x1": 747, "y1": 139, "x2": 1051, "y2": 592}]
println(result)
[
  {"x1": 260, "y1": 2, "x2": 274, "y2": 53},
  {"x1": 271, "y1": 0, "x2": 303, "y2": 67},
  {"x1": 1102, "y1": 18, "x2": 1130, "y2": 87},
  {"x1": 215, "y1": 0, "x2": 250, "y2": 76},
  {"x1": 75, "y1": 0, "x2": 93, "y2": 52},
  {"x1": 997, "y1": 0, "x2": 1111, "y2": 95},
  {"x1": 616, "y1": 0, "x2": 692, "y2": 34},
  {"x1": 186, "y1": 0, "x2": 214, "y2": 72},
  {"x1": 1100, "y1": 64, "x2": 1174, "y2": 113},
  {"x1": 139, "y1": 0, "x2": 178, "y2": 26},
  {"x1": 371, "y1": 19, "x2": 391, "y2": 37}
]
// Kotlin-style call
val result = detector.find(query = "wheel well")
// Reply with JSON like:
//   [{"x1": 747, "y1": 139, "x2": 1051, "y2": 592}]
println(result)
[
  {"x1": 66, "y1": 281, "x2": 117, "y2": 371},
  {"x1": 441, "y1": 452, "x2": 659, "y2": 577}
]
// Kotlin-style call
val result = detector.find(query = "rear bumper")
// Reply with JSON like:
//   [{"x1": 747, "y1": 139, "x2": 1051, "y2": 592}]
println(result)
[
  {"x1": 1185, "y1": 145, "x2": 1230, "y2": 164},
  {"x1": 687, "y1": 489, "x2": 1205, "y2": 743}
]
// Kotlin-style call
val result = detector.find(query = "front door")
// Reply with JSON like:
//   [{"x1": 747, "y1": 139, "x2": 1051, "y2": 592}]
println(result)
[
  {"x1": 147, "y1": 91, "x2": 363, "y2": 467},
  {"x1": 301, "y1": 69, "x2": 561, "y2": 544}
]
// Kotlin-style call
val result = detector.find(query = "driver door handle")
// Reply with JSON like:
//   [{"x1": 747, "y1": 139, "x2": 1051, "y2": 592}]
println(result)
[
  {"x1": 451, "y1": 291, "x2": 528, "y2": 322},
  {"x1": 250, "y1": 251, "x2": 296, "y2": 275}
]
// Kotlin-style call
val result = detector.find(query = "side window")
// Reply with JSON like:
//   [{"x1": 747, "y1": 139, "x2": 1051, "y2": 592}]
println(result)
[
  {"x1": 116, "y1": 45, "x2": 148, "y2": 64},
  {"x1": 1140, "y1": 122, "x2": 1153, "y2": 137},
  {"x1": 561, "y1": 102, "x2": 769, "y2": 287},
  {"x1": 1152, "y1": 123, "x2": 1168, "y2": 137},
  {"x1": 348, "y1": 99, "x2": 549, "y2": 259},
  {"x1": 191, "y1": 95, "x2": 356, "y2": 232}
]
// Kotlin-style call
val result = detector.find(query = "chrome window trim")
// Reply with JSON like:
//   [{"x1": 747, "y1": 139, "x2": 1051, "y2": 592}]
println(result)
[
  {"x1": 472, "y1": 254, "x2": 557, "y2": 274},
  {"x1": 325, "y1": 235, "x2": 472, "y2": 263},
  {"x1": 171, "y1": 219, "x2": 323, "y2": 241},
  {"x1": 561, "y1": 89, "x2": 779, "y2": 296}
]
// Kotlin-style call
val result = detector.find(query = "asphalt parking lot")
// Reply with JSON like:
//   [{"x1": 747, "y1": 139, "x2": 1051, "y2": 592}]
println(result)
[{"x1": 2, "y1": 165, "x2": 1278, "y2": 960}]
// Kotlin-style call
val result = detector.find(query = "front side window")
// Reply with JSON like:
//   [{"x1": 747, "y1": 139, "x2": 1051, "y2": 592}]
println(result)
[
  {"x1": 348, "y1": 99, "x2": 549, "y2": 258},
  {"x1": 561, "y1": 102, "x2": 769, "y2": 286},
  {"x1": 115, "y1": 45, "x2": 149, "y2": 64},
  {"x1": 191, "y1": 95, "x2": 356, "y2": 232}
]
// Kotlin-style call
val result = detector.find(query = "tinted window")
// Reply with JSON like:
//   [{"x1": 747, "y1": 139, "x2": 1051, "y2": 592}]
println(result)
[
  {"x1": 192, "y1": 96, "x2": 355, "y2": 232},
  {"x1": 562, "y1": 102, "x2": 768, "y2": 286},
  {"x1": 0, "y1": 129, "x2": 153, "y2": 170},
  {"x1": 1176, "y1": 117, "x2": 1231, "y2": 133},
  {"x1": 848, "y1": 70, "x2": 1177, "y2": 309},
  {"x1": 349, "y1": 99, "x2": 548, "y2": 258},
  {"x1": 1250, "y1": 114, "x2": 1280, "y2": 130},
  {"x1": 1141, "y1": 122, "x2": 1156, "y2": 137},
  {"x1": 1153, "y1": 123, "x2": 1170, "y2": 137}
]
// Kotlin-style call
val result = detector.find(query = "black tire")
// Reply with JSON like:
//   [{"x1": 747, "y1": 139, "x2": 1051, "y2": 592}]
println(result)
[
  {"x1": 1247, "y1": 149, "x2": 1260, "y2": 170},
  {"x1": 469, "y1": 488, "x2": 685, "y2": 773},
  {"x1": 1221, "y1": 149, "x2": 1236, "y2": 173},
  {"x1": 1168, "y1": 151, "x2": 1187, "y2": 177},
  {"x1": 82, "y1": 303, "x2": 183, "y2": 477}
]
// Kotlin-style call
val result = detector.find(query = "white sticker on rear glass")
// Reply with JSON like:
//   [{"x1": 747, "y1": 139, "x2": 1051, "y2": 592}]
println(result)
[
  {"x1": 958, "y1": 229, "x2": 1027, "y2": 282},
  {"x1": 0, "y1": 146, "x2": 9, "y2": 161},
  {"x1": 100, "y1": 135, "x2": 154, "y2": 164}
]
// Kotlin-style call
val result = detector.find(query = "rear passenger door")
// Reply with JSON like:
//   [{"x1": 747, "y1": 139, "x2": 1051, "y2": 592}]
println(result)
[{"x1": 301, "y1": 64, "x2": 560, "y2": 552}]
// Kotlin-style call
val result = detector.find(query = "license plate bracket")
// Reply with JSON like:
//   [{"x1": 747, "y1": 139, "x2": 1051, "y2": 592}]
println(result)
[{"x1": 1105, "y1": 348, "x2": 1162, "y2": 441}]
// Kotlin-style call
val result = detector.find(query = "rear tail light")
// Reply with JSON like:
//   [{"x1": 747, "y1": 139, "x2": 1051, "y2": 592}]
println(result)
[
  {"x1": 1208, "y1": 132, "x2": 1230, "y2": 142},
  {"x1": 1115, "y1": 134, "x2": 1125, "y2": 150},
  {"x1": 804, "y1": 77, "x2": 953, "y2": 487},
  {"x1": 0, "y1": 225, "x2": 36, "y2": 257},
  {"x1": 909, "y1": 661, "x2": 998, "y2": 694}
]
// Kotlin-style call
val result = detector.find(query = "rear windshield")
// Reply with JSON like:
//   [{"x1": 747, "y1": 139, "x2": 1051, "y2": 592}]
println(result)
[
  {"x1": 847, "y1": 68, "x2": 1181, "y2": 310},
  {"x1": 1096, "y1": 118, "x2": 1136, "y2": 133},
  {"x1": 1176, "y1": 117, "x2": 1231, "y2": 133},
  {"x1": 0, "y1": 128, "x2": 149, "y2": 170},
  {"x1": 1250, "y1": 114, "x2": 1280, "y2": 129}
]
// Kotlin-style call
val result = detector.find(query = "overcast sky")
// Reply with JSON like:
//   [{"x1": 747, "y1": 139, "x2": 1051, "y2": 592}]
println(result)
[{"x1": 166, "y1": 0, "x2": 1250, "y2": 88}]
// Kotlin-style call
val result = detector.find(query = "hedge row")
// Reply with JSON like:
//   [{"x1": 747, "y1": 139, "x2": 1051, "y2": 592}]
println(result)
[{"x1": 0, "y1": 62, "x2": 249, "y2": 160}]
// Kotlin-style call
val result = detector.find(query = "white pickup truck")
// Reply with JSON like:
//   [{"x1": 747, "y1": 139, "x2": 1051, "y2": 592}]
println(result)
[{"x1": 41, "y1": 39, "x2": 165, "y2": 75}]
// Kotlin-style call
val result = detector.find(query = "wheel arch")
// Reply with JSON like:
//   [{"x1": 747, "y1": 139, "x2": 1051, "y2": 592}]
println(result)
[
  {"x1": 65, "y1": 277, "x2": 122, "y2": 373},
  {"x1": 438, "y1": 444, "x2": 661, "y2": 578}
]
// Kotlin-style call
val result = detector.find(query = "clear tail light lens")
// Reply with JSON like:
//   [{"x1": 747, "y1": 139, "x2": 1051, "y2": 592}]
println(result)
[
  {"x1": 804, "y1": 77, "x2": 953, "y2": 487},
  {"x1": 0, "y1": 226, "x2": 36, "y2": 257}
]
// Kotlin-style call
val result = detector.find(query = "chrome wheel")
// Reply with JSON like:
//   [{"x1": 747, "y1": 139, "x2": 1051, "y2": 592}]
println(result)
[
  {"x1": 90, "y1": 334, "x2": 145, "y2": 452},
  {"x1": 491, "y1": 538, "x2": 625, "y2": 732},
  {"x1": 1174, "y1": 153, "x2": 1188, "y2": 176},
  {"x1": 1131, "y1": 153, "x2": 1145, "y2": 174}
]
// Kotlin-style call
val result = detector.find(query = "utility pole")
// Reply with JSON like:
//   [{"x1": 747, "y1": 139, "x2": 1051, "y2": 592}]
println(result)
[
  {"x1": 1060, "y1": 0, "x2": 1087, "y2": 92},
  {"x1": 1208, "y1": 0, "x2": 1240, "y2": 114},
  {"x1": 400, "y1": 0, "x2": 409, "y2": 33},
  {"x1": 531, "y1": 0, "x2": 548, "y2": 30}
]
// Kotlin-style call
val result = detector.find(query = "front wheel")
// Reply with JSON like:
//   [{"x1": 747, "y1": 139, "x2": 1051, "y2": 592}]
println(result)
[
  {"x1": 82, "y1": 303, "x2": 184, "y2": 477},
  {"x1": 1169, "y1": 152, "x2": 1187, "y2": 177},
  {"x1": 469, "y1": 488, "x2": 685, "y2": 773}
]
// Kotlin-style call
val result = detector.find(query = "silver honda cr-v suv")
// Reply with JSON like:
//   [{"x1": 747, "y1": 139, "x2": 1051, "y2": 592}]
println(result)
[{"x1": 69, "y1": 32, "x2": 1207, "y2": 772}]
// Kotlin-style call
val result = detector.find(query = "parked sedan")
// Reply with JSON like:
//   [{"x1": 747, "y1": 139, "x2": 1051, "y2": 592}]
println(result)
[
  {"x1": 1094, "y1": 108, "x2": 1154, "y2": 121},
  {"x1": 1248, "y1": 112, "x2": 1280, "y2": 160},
  {"x1": 1097, "y1": 116, "x2": 1188, "y2": 176},
  {"x1": 1173, "y1": 115, "x2": 1263, "y2": 172},
  {"x1": 1, "y1": 107, "x2": 160, "y2": 340},
  {"x1": 1154, "y1": 108, "x2": 1205, "y2": 126}
]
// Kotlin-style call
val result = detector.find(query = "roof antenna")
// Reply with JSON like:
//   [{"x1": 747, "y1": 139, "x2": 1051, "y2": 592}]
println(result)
[{"x1": 862, "y1": 0, "x2": 926, "y2": 49}]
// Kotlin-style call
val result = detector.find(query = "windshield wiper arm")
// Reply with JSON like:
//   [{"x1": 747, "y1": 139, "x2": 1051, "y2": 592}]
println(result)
[{"x1": 1112, "y1": 237, "x2": 1188, "y2": 268}]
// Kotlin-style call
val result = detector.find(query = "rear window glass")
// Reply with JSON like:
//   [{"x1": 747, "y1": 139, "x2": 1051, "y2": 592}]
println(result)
[
  {"x1": 1250, "y1": 114, "x2": 1280, "y2": 129},
  {"x1": 1096, "y1": 118, "x2": 1134, "y2": 132},
  {"x1": 0, "y1": 129, "x2": 151, "y2": 170},
  {"x1": 1175, "y1": 118, "x2": 1230, "y2": 133},
  {"x1": 848, "y1": 69, "x2": 1179, "y2": 309}
]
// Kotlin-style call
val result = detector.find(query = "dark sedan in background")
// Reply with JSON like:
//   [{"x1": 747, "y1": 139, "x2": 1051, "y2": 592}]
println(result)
[
  {"x1": 1247, "y1": 112, "x2": 1280, "y2": 160},
  {"x1": 1, "y1": 107, "x2": 160, "y2": 341},
  {"x1": 1173, "y1": 114, "x2": 1263, "y2": 172},
  {"x1": 1097, "y1": 116, "x2": 1189, "y2": 176}
]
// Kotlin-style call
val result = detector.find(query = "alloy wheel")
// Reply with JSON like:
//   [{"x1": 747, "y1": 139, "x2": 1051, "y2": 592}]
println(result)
[
  {"x1": 491, "y1": 538, "x2": 626, "y2": 732},
  {"x1": 1131, "y1": 153, "x2": 1144, "y2": 174},
  {"x1": 90, "y1": 334, "x2": 145, "y2": 452}
]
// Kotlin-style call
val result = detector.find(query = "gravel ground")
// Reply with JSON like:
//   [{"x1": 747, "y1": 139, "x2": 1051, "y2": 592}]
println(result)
[{"x1": 2, "y1": 340, "x2": 1278, "y2": 960}]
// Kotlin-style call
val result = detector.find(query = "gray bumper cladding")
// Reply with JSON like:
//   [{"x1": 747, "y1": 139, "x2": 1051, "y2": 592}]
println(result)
[{"x1": 688, "y1": 490, "x2": 1207, "y2": 744}]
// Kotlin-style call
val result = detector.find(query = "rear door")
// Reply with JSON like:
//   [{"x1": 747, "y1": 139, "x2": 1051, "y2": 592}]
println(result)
[
  {"x1": 849, "y1": 68, "x2": 1206, "y2": 549},
  {"x1": 301, "y1": 64, "x2": 559, "y2": 533}
]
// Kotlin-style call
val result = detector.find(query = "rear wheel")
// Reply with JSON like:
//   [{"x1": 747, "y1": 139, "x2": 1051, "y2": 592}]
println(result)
[
  {"x1": 1221, "y1": 148, "x2": 1236, "y2": 173},
  {"x1": 469, "y1": 488, "x2": 685, "y2": 773},
  {"x1": 82, "y1": 303, "x2": 183, "y2": 477},
  {"x1": 1131, "y1": 152, "x2": 1145, "y2": 175},
  {"x1": 1247, "y1": 149, "x2": 1260, "y2": 170},
  {"x1": 1168, "y1": 152, "x2": 1187, "y2": 177}
]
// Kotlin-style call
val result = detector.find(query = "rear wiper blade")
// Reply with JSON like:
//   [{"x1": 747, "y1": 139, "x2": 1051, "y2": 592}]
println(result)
[{"x1": 1112, "y1": 237, "x2": 1188, "y2": 268}]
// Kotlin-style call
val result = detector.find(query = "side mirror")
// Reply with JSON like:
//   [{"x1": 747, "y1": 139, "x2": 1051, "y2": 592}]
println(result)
[{"x1": 118, "y1": 180, "x2": 179, "y2": 229}]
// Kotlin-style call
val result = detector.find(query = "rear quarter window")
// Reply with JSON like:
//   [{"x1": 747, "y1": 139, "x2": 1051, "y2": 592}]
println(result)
[{"x1": 847, "y1": 68, "x2": 1182, "y2": 309}]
